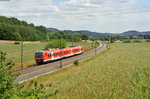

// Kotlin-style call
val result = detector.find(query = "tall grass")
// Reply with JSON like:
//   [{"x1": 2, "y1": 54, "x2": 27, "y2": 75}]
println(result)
[{"x1": 39, "y1": 43, "x2": 150, "y2": 98}]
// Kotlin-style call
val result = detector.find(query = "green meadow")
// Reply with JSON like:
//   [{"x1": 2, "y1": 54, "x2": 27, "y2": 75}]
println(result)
[{"x1": 26, "y1": 42, "x2": 150, "y2": 98}]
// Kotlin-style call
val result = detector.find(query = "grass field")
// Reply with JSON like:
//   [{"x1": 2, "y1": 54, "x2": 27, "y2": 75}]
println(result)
[
  {"x1": 0, "y1": 41, "x2": 94, "y2": 70},
  {"x1": 24, "y1": 42, "x2": 150, "y2": 98}
]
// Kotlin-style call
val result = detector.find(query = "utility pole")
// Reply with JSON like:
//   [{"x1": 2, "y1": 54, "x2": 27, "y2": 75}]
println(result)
[
  {"x1": 109, "y1": 33, "x2": 111, "y2": 43},
  {"x1": 72, "y1": 35, "x2": 73, "y2": 46},
  {"x1": 95, "y1": 40, "x2": 96, "y2": 55},
  {"x1": 60, "y1": 34, "x2": 62, "y2": 68},
  {"x1": 21, "y1": 40, "x2": 23, "y2": 69},
  {"x1": 107, "y1": 33, "x2": 111, "y2": 48}
]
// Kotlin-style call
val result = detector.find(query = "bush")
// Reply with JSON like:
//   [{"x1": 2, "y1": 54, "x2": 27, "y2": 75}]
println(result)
[
  {"x1": 133, "y1": 40, "x2": 142, "y2": 43},
  {"x1": 74, "y1": 60, "x2": 79, "y2": 66},
  {"x1": 45, "y1": 39, "x2": 66, "y2": 49},
  {"x1": 123, "y1": 40, "x2": 131, "y2": 43},
  {"x1": 14, "y1": 41, "x2": 20, "y2": 45},
  {"x1": 120, "y1": 39, "x2": 123, "y2": 41},
  {"x1": 110, "y1": 40, "x2": 114, "y2": 43},
  {"x1": 0, "y1": 51, "x2": 45, "y2": 98},
  {"x1": 145, "y1": 39, "x2": 150, "y2": 42}
]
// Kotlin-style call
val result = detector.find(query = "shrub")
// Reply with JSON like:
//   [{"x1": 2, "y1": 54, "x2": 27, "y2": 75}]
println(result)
[
  {"x1": 133, "y1": 40, "x2": 142, "y2": 43},
  {"x1": 120, "y1": 39, "x2": 123, "y2": 41},
  {"x1": 110, "y1": 40, "x2": 114, "y2": 43},
  {"x1": 123, "y1": 40, "x2": 131, "y2": 43},
  {"x1": 45, "y1": 39, "x2": 66, "y2": 49},
  {"x1": 74, "y1": 60, "x2": 79, "y2": 66},
  {"x1": 145, "y1": 39, "x2": 150, "y2": 42},
  {"x1": 14, "y1": 41, "x2": 20, "y2": 45},
  {"x1": 0, "y1": 51, "x2": 45, "y2": 98}
]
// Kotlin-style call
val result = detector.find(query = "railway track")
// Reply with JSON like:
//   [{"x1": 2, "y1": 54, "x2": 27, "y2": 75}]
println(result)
[{"x1": 13, "y1": 41, "x2": 108, "y2": 83}]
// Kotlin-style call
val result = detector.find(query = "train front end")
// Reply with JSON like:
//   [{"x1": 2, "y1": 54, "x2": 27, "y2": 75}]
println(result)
[{"x1": 35, "y1": 51, "x2": 44, "y2": 64}]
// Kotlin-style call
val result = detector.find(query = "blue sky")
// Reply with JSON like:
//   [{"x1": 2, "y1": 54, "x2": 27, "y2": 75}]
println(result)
[{"x1": 0, "y1": 0, "x2": 150, "y2": 33}]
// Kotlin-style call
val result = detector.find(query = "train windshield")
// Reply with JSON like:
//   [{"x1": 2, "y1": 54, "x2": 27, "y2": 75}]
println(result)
[{"x1": 35, "y1": 52, "x2": 43, "y2": 58}]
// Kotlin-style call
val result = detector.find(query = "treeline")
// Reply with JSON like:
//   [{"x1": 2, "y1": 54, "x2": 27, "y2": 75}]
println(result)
[
  {"x1": 101, "y1": 35, "x2": 150, "y2": 42},
  {"x1": 49, "y1": 31, "x2": 89, "y2": 42}
]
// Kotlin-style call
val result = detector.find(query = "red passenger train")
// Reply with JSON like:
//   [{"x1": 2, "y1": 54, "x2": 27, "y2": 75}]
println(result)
[{"x1": 35, "y1": 46, "x2": 84, "y2": 64}]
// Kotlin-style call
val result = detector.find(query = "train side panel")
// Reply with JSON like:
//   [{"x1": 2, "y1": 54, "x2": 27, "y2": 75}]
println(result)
[{"x1": 35, "y1": 46, "x2": 84, "y2": 64}]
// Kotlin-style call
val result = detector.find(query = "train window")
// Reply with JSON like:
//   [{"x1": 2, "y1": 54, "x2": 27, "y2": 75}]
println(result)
[{"x1": 48, "y1": 54, "x2": 49, "y2": 57}]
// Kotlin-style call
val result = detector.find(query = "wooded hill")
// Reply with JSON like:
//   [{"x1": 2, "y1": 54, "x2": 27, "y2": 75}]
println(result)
[{"x1": 0, "y1": 16, "x2": 47, "y2": 41}]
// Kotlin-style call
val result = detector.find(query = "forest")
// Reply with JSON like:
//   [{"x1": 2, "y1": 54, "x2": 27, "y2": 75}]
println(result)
[{"x1": 0, "y1": 16, "x2": 89, "y2": 41}]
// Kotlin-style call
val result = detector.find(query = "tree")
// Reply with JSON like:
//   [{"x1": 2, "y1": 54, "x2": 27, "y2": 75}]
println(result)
[
  {"x1": 45, "y1": 39, "x2": 66, "y2": 49},
  {"x1": 81, "y1": 33, "x2": 89, "y2": 40},
  {"x1": 13, "y1": 32, "x2": 22, "y2": 41}
]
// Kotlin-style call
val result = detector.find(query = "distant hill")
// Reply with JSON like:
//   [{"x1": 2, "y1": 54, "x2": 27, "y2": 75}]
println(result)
[
  {"x1": 65, "y1": 30, "x2": 109, "y2": 38},
  {"x1": 46, "y1": 28, "x2": 59, "y2": 32},
  {"x1": 119, "y1": 30, "x2": 150, "y2": 36},
  {"x1": 47, "y1": 27, "x2": 150, "y2": 38},
  {"x1": 46, "y1": 28, "x2": 109, "y2": 38}
]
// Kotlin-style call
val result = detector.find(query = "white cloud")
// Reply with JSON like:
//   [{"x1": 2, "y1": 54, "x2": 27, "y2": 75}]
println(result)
[{"x1": 0, "y1": 0, "x2": 150, "y2": 32}]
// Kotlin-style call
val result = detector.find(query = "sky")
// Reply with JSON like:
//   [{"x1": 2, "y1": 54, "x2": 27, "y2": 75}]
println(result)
[{"x1": 0, "y1": 0, "x2": 150, "y2": 33}]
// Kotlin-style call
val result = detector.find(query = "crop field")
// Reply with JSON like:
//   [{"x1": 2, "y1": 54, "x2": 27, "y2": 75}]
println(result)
[
  {"x1": 0, "y1": 41, "x2": 93, "y2": 70},
  {"x1": 25, "y1": 42, "x2": 150, "y2": 98}
]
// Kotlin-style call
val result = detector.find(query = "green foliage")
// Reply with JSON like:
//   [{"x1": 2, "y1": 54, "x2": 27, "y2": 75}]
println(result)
[
  {"x1": 14, "y1": 41, "x2": 20, "y2": 45},
  {"x1": 50, "y1": 31, "x2": 82, "y2": 42},
  {"x1": 45, "y1": 39, "x2": 66, "y2": 49},
  {"x1": 0, "y1": 51, "x2": 17, "y2": 98},
  {"x1": 0, "y1": 51, "x2": 45, "y2": 98},
  {"x1": 74, "y1": 60, "x2": 79, "y2": 66},
  {"x1": 20, "y1": 80, "x2": 45, "y2": 98},
  {"x1": 131, "y1": 68, "x2": 150, "y2": 98},
  {"x1": 80, "y1": 33, "x2": 89, "y2": 40},
  {"x1": 133, "y1": 40, "x2": 142, "y2": 43},
  {"x1": 0, "y1": 16, "x2": 47, "y2": 41},
  {"x1": 110, "y1": 40, "x2": 114, "y2": 43},
  {"x1": 13, "y1": 32, "x2": 22, "y2": 41},
  {"x1": 145, "y1": 39, "x2": 150, "y2": 42},
  {"x1": 0, "y1": 51, "x2": 6, "y2": 62},
  {"x1": 0, "y1": 16, "x2": 90, "y2": 41},
  {"x1": 123, "y1": 39, "x2": 131, "y2": 43}
]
